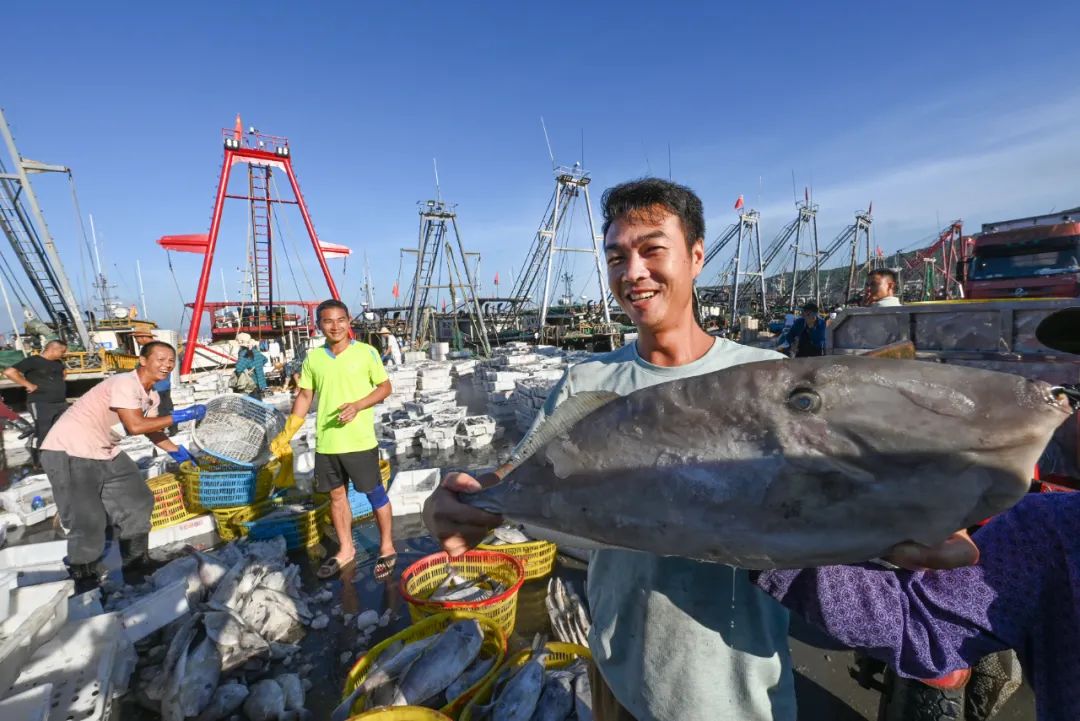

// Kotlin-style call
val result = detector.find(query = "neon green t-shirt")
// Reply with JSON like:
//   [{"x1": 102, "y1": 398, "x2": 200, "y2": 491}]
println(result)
[{"x1": 298, "y1": 341, "x2": 389, "y2": 454}]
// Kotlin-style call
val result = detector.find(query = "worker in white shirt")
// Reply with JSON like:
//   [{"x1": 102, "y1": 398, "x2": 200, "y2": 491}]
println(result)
[
  {"x1": 863, "y1": 268, "x2": 902, "y2": 307},
  {"x1": 378, "y1": 327, "x2": 403, "y2": 366}
]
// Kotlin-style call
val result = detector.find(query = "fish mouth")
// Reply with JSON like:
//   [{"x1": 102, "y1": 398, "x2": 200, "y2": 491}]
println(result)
[{"x1": 1049, "y1": 384, "x2": 1080, "y2": 413}]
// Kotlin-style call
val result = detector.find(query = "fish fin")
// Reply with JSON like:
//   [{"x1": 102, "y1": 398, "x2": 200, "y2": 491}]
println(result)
[{"x1": 506, "y1": 390, "x2": 619, "y2": 472}]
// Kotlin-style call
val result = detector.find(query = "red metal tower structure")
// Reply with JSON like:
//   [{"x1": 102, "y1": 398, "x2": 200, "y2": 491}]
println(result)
[
  {"x1": 159, "y1": 116, "x2": 346, "y2": 375},
  {"x1": 902, "y1": 220, "x2": 964, "y2": 300}
]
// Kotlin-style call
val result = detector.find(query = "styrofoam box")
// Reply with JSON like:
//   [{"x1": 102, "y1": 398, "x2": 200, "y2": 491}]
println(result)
[
  {"x1": 0, "y1": 477, "x2": 57, "y2": 526},
  {"x1": 0, "y1": 580, "x2": 74, "y2": 696},
  {"x1": 0, "y1": 475, "x2": 49, "y2": 512},
  {"x1": 8, "y1": 612, "x2": 121, "y2": 721},
  {"x1": 0, "y1": 541, "x2": 68, "y2": 588},
  {"x1": 386, "y1": 467, "x2": 441, "y2": 517},
  {"x1": 148, "y1": 514, "x2": 217, "y2": 550},
  {"x1": 0, "y1": 683, "x2": 52, "y2": 721}
]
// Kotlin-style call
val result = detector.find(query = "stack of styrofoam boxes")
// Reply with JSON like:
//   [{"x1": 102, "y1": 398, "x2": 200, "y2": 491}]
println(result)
[
  {"x1": 169, "y1": 380, "x2": 196, "y2": 407},
  {"x1": 117, "y1": 434, "x2": 171, "y2": 480},
  {"x1": 261, "y1": 390, "x2": 294, "y2": 414},
  {"x1": 386, "y1": 467, "x2": 441, "y2": 517},
  {"x1": 511, "y1": 373, "x2": 563, "y2": 432},
  {"x1": 416, "y1": 363, "x2": 453, "y2": 392},
  {"x1": 403, "y1": 350, "x2": 426, "y2": 365},
  {"x1": 378, "y1": 366, "x2": 417, "y2": 444},
  {"x1": 455, "y1": 415, "x2": 497, "y2": 451},
  {"x1": 405, "y1": 390, "x2": 457, "y2": 420},
  {"x1": 385, "y1": 366, "x2": 418, "y2": 412},
  {"x1": 0, "y1": 412, "x2": 34, "y2": 467},
  {"x1": 419, "y1": 416, "x2": 459, "y2": 453},
  {"x1": 0, "y1": 474, "x2": 55, "y2": 527},
  {"x1": 450, "y1": 358, "x2": 477, "y2": 388},
  {"x1": 383, "y1": 418, "x2": 425, "y2": 457},
  {"x1": 478, "y1": 349, "x2": 534, "y2": 424}
]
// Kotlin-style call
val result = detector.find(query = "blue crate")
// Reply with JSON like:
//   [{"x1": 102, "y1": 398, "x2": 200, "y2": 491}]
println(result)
[
  {"x1": 181, "y1": 461, "x2": 266, "y2": 510},
  {"x1": 346, "y1": 486, "x2": 375, "y2": 520}
]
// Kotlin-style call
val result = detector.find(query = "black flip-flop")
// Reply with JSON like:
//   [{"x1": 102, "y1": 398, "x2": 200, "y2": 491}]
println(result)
[
  {"x1": 373, "y1": 554, "x2": 397, "y2": 582},
  {"x1": 317, "y1": 555, "x2": 356, "y2": 580}
]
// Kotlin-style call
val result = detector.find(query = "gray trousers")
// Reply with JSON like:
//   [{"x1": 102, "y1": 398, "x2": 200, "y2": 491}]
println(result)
[
  {"x1": 40, "y1": 449, "x2": 154, "y2": 564},
  {"x1": 29, "y1": 401, "x2": 67, "y2": 461}
]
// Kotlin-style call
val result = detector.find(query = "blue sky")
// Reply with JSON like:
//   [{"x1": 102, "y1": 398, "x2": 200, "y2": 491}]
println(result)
[{"x1": 4, "y1": 2, "x2": 1079, "y2": 335}]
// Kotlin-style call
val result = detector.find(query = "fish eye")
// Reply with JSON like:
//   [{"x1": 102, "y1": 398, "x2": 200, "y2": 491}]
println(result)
[{"x1": 787, "y1": 388, "x2": 821, "y2": 413}]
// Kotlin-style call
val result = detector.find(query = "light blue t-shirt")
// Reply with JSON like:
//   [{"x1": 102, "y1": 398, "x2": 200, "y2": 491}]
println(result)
[{"x1": 524, "y1": 338, "x2": 795, "y2": 721}]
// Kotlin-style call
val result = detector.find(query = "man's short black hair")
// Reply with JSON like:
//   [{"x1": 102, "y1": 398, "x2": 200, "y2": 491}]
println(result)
[
  {"x1": 868, "y1": 268, "x2": 899, "y2": 286},
  {"x1": 44, "y1": 339, "x2": 67, "y2": 351},
  {"x1": 139, "y1": 340, "x2": 175, "y2": 358},
  {"x1": 316, "y1": 298, "x2": 350, "y2": 322},
  {"x1": 601, "y1": 178, "x2": 705, "y2": 250},
  {"x1": 802, "y1": 301, "x2": 819, "y2": 313}
]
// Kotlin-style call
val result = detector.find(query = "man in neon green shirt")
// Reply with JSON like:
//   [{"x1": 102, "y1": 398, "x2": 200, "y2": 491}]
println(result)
[{"x1": 271, "y1": 299, "x2": 396, "y2": 580}]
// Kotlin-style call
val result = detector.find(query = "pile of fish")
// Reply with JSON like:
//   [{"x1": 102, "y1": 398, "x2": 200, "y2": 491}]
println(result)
[
  {"x1": 545, "y1": 578, "x2": 590, "y2": 648},
  {"x1": 468, "y1": 641, "x2": 592, "y2": 721},
  {"x1": 333, "y1": 619, "x2": 498, "y2": 720},
  {"x1": 462, "y1": 356, "x2": 1075, "y2": 568},
  {"x1": 426, "y1": 567, "x2": 507, "y2": 603},
  {"x1": 116, "y1": 537, "x2": 320, "y2": 721}
]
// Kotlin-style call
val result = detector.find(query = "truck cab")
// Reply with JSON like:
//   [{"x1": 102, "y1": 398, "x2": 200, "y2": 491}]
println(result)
[{"x1": 963, "y1": 208, "x2": 1080, "y2": 299}]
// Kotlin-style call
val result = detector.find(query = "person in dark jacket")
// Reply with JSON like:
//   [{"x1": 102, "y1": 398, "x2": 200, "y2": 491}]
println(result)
[{"x1": 786, "y1": 302, "x2": 827, "y2": 357}]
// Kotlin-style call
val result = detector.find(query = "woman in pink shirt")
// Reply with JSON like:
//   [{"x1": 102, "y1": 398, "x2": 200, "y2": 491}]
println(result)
[{"x1": 40, "y1": 341, "x2": 205, "y2": 588}]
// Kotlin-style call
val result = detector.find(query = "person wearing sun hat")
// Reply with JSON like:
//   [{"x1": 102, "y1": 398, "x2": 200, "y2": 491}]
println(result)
[{"x1": 378, "y1": 326, "x2": 403, "y2": 366}]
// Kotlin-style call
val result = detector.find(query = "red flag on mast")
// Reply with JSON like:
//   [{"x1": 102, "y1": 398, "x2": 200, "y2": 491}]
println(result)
[
  {"x1": 494, "y1": 272, "x2": 500, "y2": 286},
  {"x1": 734, "y1": 195, "x2": 744, "y2": 211},
  {"x1": 391, "y1": 281, "x2": 399, "y2": 299}
]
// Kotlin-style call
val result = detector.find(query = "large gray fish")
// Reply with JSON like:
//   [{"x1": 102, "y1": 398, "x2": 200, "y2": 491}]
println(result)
[
  {"x1": 530, "y1": 671, "x2": 575, "y2": 721},
  {"x1": 445, "y1": 654, "x2": 496, "y2": 702},
  {"x1": 393, "y1": 619, "x2": 484, "y2": 706},
  {"x1": 488, "y1": 644, "x2": 549, "y2": 721},
  {"x1": 462, "y1": 356, "x2": 1074, "y2": 568}
]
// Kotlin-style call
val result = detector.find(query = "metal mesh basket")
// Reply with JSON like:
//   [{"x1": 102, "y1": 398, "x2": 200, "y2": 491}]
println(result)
[{"x1": 191, "y1": 394, "x2": 286, "y2": 467}]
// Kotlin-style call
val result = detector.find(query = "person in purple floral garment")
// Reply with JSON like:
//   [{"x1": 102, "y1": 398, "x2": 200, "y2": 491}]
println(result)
[{"x1": 755, "y1": 490, "x2": 1079, "y2": 721}]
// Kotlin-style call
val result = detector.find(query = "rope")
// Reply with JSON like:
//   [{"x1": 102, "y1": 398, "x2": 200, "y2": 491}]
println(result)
[
  {"x1": 165, "y1": 250, "x2": 189, "y2": 330},
  {"x1": 269, "y1": 201, "x2": 305, "y2": 301},
  {"x1": 270, "y1": 175, "x2": 318, "y2": 298},
  {"x1": 67, "y1": 173, "x2": 98, "y2": 316},
  {"x1": 0, "y1": 248, "x2": 33, "y2": 307}
]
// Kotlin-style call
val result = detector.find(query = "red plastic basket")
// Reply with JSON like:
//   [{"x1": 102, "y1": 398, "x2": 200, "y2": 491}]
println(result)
[{"x1": 399, "y1": 550, "x2": 525, "y2": 637}]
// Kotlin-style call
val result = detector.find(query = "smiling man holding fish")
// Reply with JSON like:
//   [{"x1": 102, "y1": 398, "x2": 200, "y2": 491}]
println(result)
[
  {"x1": 423, "y1": 178, "x2": 1069, "y2": 720},
  {"x1": 428, "y1": 178, "x2": 798, "y2": 721}
]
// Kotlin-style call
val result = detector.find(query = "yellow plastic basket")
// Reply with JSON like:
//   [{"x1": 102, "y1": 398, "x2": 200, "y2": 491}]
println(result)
[
  {"x1": 476, "y1": 539, "x2": 557, "y2": 581},
  {"x1": 345, "y1": 707, "x2": 453, "y2": 721},
  {"x1": 147, "y1": 474, "x2": 198, "y2": 529},
  {"x1": 241, "y1": 499, "x2": 329, "y2": 550},
  {"x1": 209, "y1": 497, "x2": 280, "y2": 542},
  {"x1": 342, "y1": 611, "x2": 506, "y2": 718},
  {"x1": 399, "y1": 551, "x2": 525, "y2": 638},
  {"x1": 459, "y1": 642, "x2": 592, "y2": 721}
]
